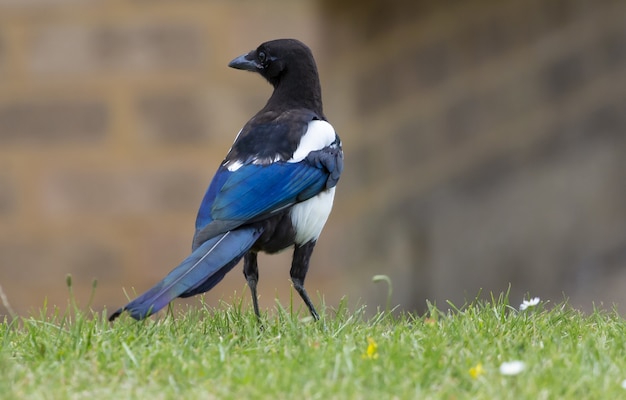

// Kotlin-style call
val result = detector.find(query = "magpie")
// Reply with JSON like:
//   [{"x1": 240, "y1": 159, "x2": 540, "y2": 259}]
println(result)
[{"x1": 109, "y1": 39, "x2": 343, "y2": 322}]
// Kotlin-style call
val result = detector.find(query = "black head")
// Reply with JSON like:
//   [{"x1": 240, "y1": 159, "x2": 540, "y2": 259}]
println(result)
[
  {"x1": 228, "y1": 39, "x2": 318, "y2": 88},
  {"x1": 229, "y1": 39, "x2": 324, "y2": 115}
]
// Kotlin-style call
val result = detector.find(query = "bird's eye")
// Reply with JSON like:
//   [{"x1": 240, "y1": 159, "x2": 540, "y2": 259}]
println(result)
[{"x1": 258, "y1": 51, "x2": 267, "y2": 64}]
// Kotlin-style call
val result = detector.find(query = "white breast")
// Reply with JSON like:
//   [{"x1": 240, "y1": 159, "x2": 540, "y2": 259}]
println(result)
[{"x1": 290, "y1": 187, "x2": 336, "y2": 245}]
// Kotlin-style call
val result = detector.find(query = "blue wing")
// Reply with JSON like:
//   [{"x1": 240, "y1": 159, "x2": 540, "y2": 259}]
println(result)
[
  {"x1": 213, "y1": 162, "x2": 327, "y2": 220},
  {"x1": 192, "y1": 154, "x2": 339, "y2": 250}
]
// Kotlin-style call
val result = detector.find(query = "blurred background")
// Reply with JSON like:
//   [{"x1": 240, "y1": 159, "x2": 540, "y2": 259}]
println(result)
[{"x1": 1, "y1": 0, "x2": 625, "y2": 319}]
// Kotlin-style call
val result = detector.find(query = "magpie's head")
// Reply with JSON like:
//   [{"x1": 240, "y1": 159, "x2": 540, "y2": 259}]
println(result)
[{"x1": 228, "y1": 39, "x2": 317, "y2": 88}]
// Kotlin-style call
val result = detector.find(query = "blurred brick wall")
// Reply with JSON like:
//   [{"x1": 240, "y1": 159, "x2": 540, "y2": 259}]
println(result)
[
  {"x1": 0, "y1": 0, "x2": 327, "y2": 318},
  {"x1": 320, "y1": 0, "x2": 626, "y2": 311},
  {"x1": 2, "y1": 0, "x2": 626, "y2": 319}
]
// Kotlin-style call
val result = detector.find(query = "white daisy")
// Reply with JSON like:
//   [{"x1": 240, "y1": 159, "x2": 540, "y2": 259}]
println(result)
[
  {"x1": 500, "y1": 361, "x2": 526, "y2": 376},
  {"x1": 520, "y1": 297, "x2": 540, "y2": 311}
]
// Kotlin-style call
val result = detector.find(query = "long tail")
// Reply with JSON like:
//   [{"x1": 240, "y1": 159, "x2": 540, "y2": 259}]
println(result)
[{"x1": 109, "y1": 227, "x2": 262, "y2": 321}]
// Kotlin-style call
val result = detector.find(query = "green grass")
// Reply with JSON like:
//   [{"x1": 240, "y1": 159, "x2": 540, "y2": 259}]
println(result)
[{"x1": 2, "y1": 291, "x2": 626, "y2": 399}]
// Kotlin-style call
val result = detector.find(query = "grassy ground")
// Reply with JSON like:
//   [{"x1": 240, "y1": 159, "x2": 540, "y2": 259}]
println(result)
[{"x1": 2, "y1": 286, "x2": 626, "y2": 399}]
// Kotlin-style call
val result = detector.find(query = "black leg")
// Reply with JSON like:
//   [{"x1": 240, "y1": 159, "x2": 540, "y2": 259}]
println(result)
[
  {"x1": 290, "y1": 241, "x2": 320, "y2": 320},
  {"x1": 243, "y1": 252, "x2": 261, "y2": 321}
]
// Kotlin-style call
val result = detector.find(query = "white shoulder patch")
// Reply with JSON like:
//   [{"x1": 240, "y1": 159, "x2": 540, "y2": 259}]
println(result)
[
  {"x1": 224, "y1": 128, "x2": 244, "y2": 171},
  {"x1": 289, "y1": 120, "x2": 336, "y2": 163},
  {"x1": 225, "y1": 159, "x2": 243, "y2": 172}
]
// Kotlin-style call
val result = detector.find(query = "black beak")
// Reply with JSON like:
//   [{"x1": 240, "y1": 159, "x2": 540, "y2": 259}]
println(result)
[{"x1": 228, "y1": 52, "x2": 259, "y2": 71}]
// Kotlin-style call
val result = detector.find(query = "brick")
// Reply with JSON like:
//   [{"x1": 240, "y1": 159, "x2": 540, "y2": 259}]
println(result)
[
  {"x1": 343, "y1": 146, "x2": 379, "y2": 190},
  {"x1": 449, "y1": 154, "x2": 519, "y2": 198},
  {"x1": 0, "y1": 0, "x2": 101, "y2": 6},
  {"x1": 410, "y1": 41, "x2": 452, "y2": 90},
  {"x1": 29, "y1": 23, "x2": 207, "y2": 75},
  {"x1": 528, "y1": 95, "x2": 626, "y2": 165},
  {"x1": 0, "y1": 34, "x2": 4, "y2": 70},
  {"x1": 355, "y1": 63, "x2": 395, "y2": 113},
  {"x1": 599, "y1": 29, "x2": 626, "y2": 71},
  {"x1": 0, "y1": 99, "x2": 108, "y2": 145},
  {"x1": 0, "y1": 237, "x2": 121, "y2": 282},
  {"x1": 540, "y1": 52, "x2": 589, "y2": 100},
  {"x1": 143, "y1": 169, "x2": 207, "y2": 212},
  {"x1": 449, "y1": 83, "x2": 536, "y2": 149},
  {"x1": 456, "y1": 17, "x2": 514, "y2": 66},
  {"x1": 444, "y1": 95, "x2": 491, "y2": 142},
  {"x1": 137, "y1": 92, "x2": 210, "y2": 144},
  {"x1": 390, "y1": 119, "x2": 435, "y2": 168},
  {"x1": 583, "y1": 99, "x2": 626, "y2": 138},
  {"x1": 128, "y1": 0, "x2": 194, "y2": 2},
  {"x1": 0, "y1": 174, "x2": 14, "y2": 215},
  {"x1": 0, "y1": 236, "x2": 122, "y2": 315},
  {"x1": 356, "y1": 39, "x2": 453, "y2": 113},
  {"x1": 42, "y1": 167, "x2": 206, "y2": 216}
]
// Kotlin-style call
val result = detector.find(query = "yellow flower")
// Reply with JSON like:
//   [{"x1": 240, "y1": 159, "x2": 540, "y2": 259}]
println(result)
[
  {"x1": 362, "y1": 337, "x2": 379, "y2": 359},
  {"x1": 469, "y1": 363, "x2": 484, "y2": 379}
]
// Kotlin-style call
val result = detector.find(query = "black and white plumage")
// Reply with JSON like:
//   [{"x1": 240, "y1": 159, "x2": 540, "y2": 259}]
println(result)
[{"x1": 109, "y1": 39, "x2": 343, "y2": 322}]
